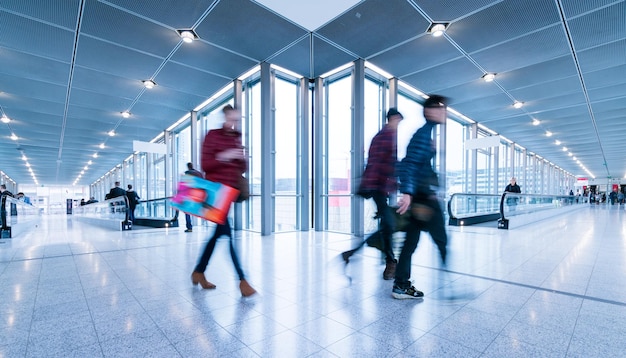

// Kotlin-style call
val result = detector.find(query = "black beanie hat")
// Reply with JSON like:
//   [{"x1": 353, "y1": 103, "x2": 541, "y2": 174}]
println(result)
[
  {"x1": 386, "y1": 107, "x2": 403, "y2": 119},
  {"x1": 423, "y1": 94, "x2": 448, "y2": 108}
]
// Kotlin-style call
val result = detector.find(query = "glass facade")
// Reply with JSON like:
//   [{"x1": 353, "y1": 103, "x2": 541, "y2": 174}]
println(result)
[{"x1": 85, "y1": 60, "x2": 577, "y2": 236}]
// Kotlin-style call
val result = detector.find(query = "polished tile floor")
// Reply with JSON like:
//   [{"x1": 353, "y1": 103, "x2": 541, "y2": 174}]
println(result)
[{"x1": 1, "y1": 204, "x2": 625, "y2": 357}]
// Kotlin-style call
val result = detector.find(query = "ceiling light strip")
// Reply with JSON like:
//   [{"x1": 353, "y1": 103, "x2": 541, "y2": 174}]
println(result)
[
  {"x1": 56, "y1": 0, "x2": 86, "y2": 182},
  {"x1": 555, "y1": 0, "x2": 609, "y2": 177}
]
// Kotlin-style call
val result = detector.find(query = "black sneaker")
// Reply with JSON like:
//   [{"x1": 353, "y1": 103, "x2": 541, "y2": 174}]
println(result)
[
  {"x1": 184, "y1": 229, "x2": 192, "y2": 233},
  {"x1": 392, "y1": 285, "x2": 424, "y2": 299}
]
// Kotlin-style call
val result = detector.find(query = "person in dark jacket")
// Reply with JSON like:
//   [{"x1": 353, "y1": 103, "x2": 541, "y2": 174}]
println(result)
[
  {"x1": 183, "y1": 162, "x2": 203, "y2": 232},
  {"x1": 108, "y1": 181, "x2": 126, "y2": 199},
  {"x1": 504, "y1": 177, "x2": 521, "y2": 207},
  {"x1": 126, "y1": 184, "x2": 140, "y2": 222},
  {"x1": 392, "y1": 95, "x2": 449, "y2": 300},
  {"x1": 342, "y1": 108, "x2": 403, "y2": 280},
  {"x1": 191, "y1": 104, "x2": 256, "y2": 297}
]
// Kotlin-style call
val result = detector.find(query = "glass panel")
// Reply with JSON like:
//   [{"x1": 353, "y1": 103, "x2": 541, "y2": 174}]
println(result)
[
  {"x1": 176, "y1": 126, "x2": 191, "y2": 179},
  {"x1": 274, "y1": 77, "x2": 299, "y2": 232},
  {"x1": 326, "y1": 75, "x2": 351, "y2": 233},
  {"x1": 446, "y1": 119, "x2": 466, "y2": 197},
  {"x1": 396, "y1": 94, "x2": 425, "y2": 161},
  {"x1": 362, "y1": 77, "x2": 384, "y2": 234},
  {"x1": 499, "y1": 142, "x2": 509, "y2": 193},
  {"x1": 244, "y1": 81, "x2": 262, "y2": 232}
]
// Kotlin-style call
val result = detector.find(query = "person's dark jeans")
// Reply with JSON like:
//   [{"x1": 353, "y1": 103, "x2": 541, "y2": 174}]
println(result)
[
  {"x1": 128, "y1": 206, "x2": 136, "y2": 222},
  {"x1": 394, "y1": 193, "x2": 447, "y2": 289},
  {"x1": 369, "y1": 191, "x2": 396, "y2": 262},
  {"x1": 194, "y1": 219, "x2": 245, "y2": 280},
  {"x1": 185, "y1": 214, "x2": 192, "y2": 230}
]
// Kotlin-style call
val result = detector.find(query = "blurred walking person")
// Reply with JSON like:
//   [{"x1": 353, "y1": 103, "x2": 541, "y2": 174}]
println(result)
[
  {"x1": 183, "y1": 162, "x2": 203, "y2": 233},
  {"x1": 342, "y1": 108, "x2": 403, "y2": 280},
  {"x1": 190, "y1": 105, "x2": 256, "y2": 297},
  {"x1": 392, "y1": 95, "x2": 449, "y2": 299}
]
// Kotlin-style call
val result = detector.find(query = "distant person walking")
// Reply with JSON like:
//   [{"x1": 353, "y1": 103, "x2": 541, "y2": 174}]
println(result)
[
  {"x1": 183, "y1": 162, "x2": 203, "y2": 233},
  {"x1": 126, "y1": 184, "x2": 140, "y2": 222}
]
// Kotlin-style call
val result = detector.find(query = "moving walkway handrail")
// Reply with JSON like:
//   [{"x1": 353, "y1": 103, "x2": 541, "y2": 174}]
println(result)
[
  {"x1": 447, "y1": 193, "x2": 502, "y2": 219},
  {"x1": 499, "y1": 192, "x2": 584, "y2": 220},
  {"x1": 1, "y1": 196, "x2": 40, "y2": 229},
  {"x1": 74, "y1": 196, "x2": 130, "y2": 222},
  {"x1": 135, "y1": 197, "x2": 178, "y2": 221}
]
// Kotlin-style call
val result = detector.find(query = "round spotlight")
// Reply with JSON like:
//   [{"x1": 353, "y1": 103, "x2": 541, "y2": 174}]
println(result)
[
  {"x1": 180, "y1": 30, "x2": 195, "y2": 43},
  {"x1": 545, "y1": 131, "x2": 552, "y2": 137},
  {"x1": 482, "y1": 73, "x2": 496, "y2": 82},
  {"x1": 513, "y1": 101, "x2": 523, "y2": 109},
  {"x1": 143, "y1": 80, "x2": 156, "y2": 89},
  {"x1": 99, "y1": 143, "x2": 105, "y2": 149},
  {"x1": 121, "y1": 111, "x2": 130, "y2": 118},
  {"x1": 1, "y1": 115, "x2": 10, "y2": 123},
  {"x1": 93, "y1": 153, "x2": 98, "y2": 158},
  {"x1": 532, "y1": 119, "x2": 540, "y2": 126},
  {"x1": 430, "y1": 23, "x2": 446, "y2": 37},
  {"x1": 10, "y1": 133, "x2": 18, "y2": 141},
  {"x1": 108, "y1": 130, "x2": 116, "y2": 137}
]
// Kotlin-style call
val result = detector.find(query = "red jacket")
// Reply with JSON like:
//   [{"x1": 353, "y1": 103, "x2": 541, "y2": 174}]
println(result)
[{"x1": 201, "y1": 128, "x2": 247, "y2": 189}]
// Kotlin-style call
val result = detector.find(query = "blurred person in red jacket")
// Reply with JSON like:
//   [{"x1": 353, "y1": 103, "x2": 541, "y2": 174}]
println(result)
[{"x1": 190, "y1": 105, "x2": 256, "y2": 297}]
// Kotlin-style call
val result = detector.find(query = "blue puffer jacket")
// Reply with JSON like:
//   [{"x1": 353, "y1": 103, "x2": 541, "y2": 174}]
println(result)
[{"x1": 397, "y1": 121, "x2": 439, "y2": 196}]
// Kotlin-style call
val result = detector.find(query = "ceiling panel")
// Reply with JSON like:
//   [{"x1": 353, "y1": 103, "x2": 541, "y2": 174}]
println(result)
[
  {"x1": 171, "y1": 41, "x2": 257, "y2": 80},
  {"x1": 81, "y1": 0, "x2": 181, "y2": 58},
  {"x1": 0, "y1": 10, "x2": 75, "y2": 62},
  {"x1": 368, "y1": 35, "x2": 462, "y2": 77},
  {"x1": 400, "y1": 57, "x2": 484, "y2": 93},
  {"x1": 317, "y1": 0, "x2": 429, "y2": 58},
  {"x1": 103, "y1": 0, "x2": 218, "y2": 29},
  {"x1": 1, "y1": 0, "x2": 625, "y2": 184},
  {"x1": 411, "y1": 0, "x2": 500, "y2": 21},
  {"x1": 195, "y1": 0, "x2": 307, "y2": 61},
  {"x1": 448, "y1": 0, "x2": 561, "y2": 53},
  {"x1": 470, "y1": 26, "x2": 571, "y2": 74}
]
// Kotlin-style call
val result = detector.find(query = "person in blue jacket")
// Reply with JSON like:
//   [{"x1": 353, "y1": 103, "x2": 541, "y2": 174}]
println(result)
[{"x1": 392, "y1": 95, "x2": 449, "y2": 300}]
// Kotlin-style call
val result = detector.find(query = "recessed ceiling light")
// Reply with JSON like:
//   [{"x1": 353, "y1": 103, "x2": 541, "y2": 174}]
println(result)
[
  {"x1": 532, "y1": 119, "x2": 540, "y2": 126},
  {"x1": 143, "y1": 80, "x2": 156, "y2": 89},
  {"x1": 545, "y1": 131, "x2": 552, "y2": 137},
  {"x1": 568, "y1": 152, "x2": 573, "y2": 156},
  {"x1": 26, "y1": 162, "x2": 30, "y2": 167},
  {"x1": 562, "y1": 147, "x2": 568, "y2": 151},
  {"x1": 178, "y1": 29, "x2": 197, "y2": 43},
  {"x1": 513, "y1": 101, "x2": 523, "y2": 109},
  {"x1": 93, "y1": 153, "x2": 98, "y2": 158},
  {"x1": 84, "y1": 166, "x2": 88, "y2": 170},
  {"x1": 482, "y1": 73, "x2": 496, "y2": 82},
  {"x1": 10, "y1": 133, "x2": 18, "y2": 140},
  {"x1": 99, "y1": 143, "x2": 105, "y2": 149},
  {"x1": 1, "y1": 115, "x2": 10, "y2": 123},
  {"x1": 121, "y1": 111, "x2": 130, "y2": 118},
  {"x1": 555, "y1": 140, "x2": 561, "y2": 145},
  {"x1": 21, "y1": 155, "x2": 27, "y2": 161},
  {"x1": 88, "y1": 160, "x2": 92, "y2": 165},
  {"x1": 429, "y1": 23, "x2": 447, "y2": 37},
  {"x1": 108, "y1": 130, "x2": 116, "y2": 137},
  {"x1": 573, "y1": 156, "x2": 577, "y2": 160}
]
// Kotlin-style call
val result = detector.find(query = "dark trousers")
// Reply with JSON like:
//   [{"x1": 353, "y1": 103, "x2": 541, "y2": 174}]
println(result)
[
  {"x1": 371, "y1": 191, "x2": 396, "y2": 262},
  {"x1": 194, "y1": 219, "x2": 245, "y2": 280},
  {"x1": 394, "y1": 194, "x2": 447, "y2": 289},
  {"x1": 185, "y1": 214, "x2": 192, "y2": 230},
  {"x1": 128, "y1": 206, "x2": 136, "y2": 222},
  {"x1": 343, "y1": 192, "x2": 396, "y2": 262}
]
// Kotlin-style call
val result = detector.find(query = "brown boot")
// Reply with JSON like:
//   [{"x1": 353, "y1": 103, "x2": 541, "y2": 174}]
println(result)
[
  {"x1": 239, "y1": 279, "x2": 257, "y2": 297},
  {"x1": 383, "y1": 260, "x2": 397, "y2": 280},
  {"x1": 191, "y1": 271, "x2": 216, "y2": 289}
]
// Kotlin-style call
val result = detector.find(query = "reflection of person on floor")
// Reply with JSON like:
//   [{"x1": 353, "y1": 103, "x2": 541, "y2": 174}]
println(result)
[
  {"x1": 342, "y1": 108, "x2": 403, "y2": 280},
  {"x1": 190, "y1": 105, "x2": 256, "y2": 297},
  {"x1": 392, "y1": 95, "x2": 449, "y2": 300}
]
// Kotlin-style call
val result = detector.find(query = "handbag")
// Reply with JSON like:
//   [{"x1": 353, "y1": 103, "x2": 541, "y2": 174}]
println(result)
[{"x1": 236, "y1": 175, "x2": 249, "y2": 202}]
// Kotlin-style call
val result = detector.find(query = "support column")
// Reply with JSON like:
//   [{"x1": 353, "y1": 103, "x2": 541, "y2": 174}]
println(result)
[
  {"x1": 299, "y1": 77, "x2": 310, "y2": 231},
  {"x1": 313, "y1": 77, "x2": 324, "y2": 231},
  {"x1": 351, "y1": 59, "x2": 365, "y2": 236},
  {"x1": 190, "y1": 111, "x2": 198, "y2": 169},
  {"x1": 233, "y1": 79, "x2": 244, "y2": 231},
  {"x1": 260, "y1": 62, "x2": 274, "y2": 236},
  {"x1": 471, "y1": 123, "x2": 478, "y2": 194}
]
